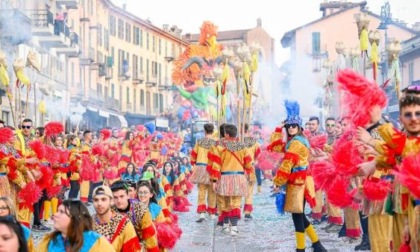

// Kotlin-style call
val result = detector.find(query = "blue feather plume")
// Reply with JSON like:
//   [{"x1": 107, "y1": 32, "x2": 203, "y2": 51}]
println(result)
[
  {"x1": 144, "y1": 122, "x2": 156, "y2": 135},
  {"x1": 284, "y1": 100, "x2": 302, "y2": 125},
  {"x1": 275, "y1": 192, "x2": 286, "y2": 215}
]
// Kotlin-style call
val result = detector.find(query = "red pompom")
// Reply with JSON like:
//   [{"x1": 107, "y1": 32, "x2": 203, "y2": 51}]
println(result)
[
  {"x1": 18, "y1": 182, "x2": 42, "y2": 206},
  {"x1": 92, "y1": 144, "x2": 105, "y2": 156},
  {"x1": 363, "y1": 179, "x2": 392, "y2": 201},
  {"x1": 331, "y1": 130, "x2": 362, "y2": 177},
  {"x1": 80, "y1": 154, "x2": 95, "y2": 180},
  {"x1": 395, "y1": 153, "x2": 420, "y2": 198},
  {"x1": 6, "y1": 158, "x2": 18, "y2": 181},
  {"x1": 44, "y1": 145, "x2": 61, "y2": 165},
  {"x1": 100, "y1": 129, "x2": 111, "y2": 140},
  {"x1": 29, "y1": 140, "x2": 45, "y2": 160},
  {"x1": 46, "y1": 185, "x2": 62, "y2": 198},
  {"x1": 309, "y1": 134, "x2": 328, "y2": 150},
  {"x1": 156, "y1": 222, "x2": 181, "y2": 249},
  {"x1": 44, "y1": 122, "x2": 64, "y2": 137},
  {"x1": 0, "y1": 128, "x2": 14, "y2": 144},
  {"x1": 311, "y1": 160, "x2": 336, "y2": 191},
  {"x1": 326, "y1": 176, "x2": 356, "y2": 208},
  {"x1": 59, "y1": 149, "x2": 70, "y2": 164},
  {"x1": 37, "y1": 165, "x2": 54, "y2": 189}
]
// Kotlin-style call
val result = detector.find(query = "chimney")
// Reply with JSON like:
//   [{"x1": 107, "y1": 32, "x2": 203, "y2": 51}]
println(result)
[
  {"x1": 413, "y1": 22, "x2": 420, "y2": 32},
  {"x1": 257, "y1": 18, "x2": 262, "y2": 27}
]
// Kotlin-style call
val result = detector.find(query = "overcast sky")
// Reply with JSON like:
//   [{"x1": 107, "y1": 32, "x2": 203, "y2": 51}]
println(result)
[{"x1": 112, "y1": 0, "x2": 419, "y2": 66}]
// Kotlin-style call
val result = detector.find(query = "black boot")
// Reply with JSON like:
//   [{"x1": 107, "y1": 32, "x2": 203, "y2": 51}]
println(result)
[
  {"x1": 312, "y1": 241, "x2": 328, "y2": 252},
  {"x1": 354, "y1": 235, "x2": 370, "y2": 251},
  {"x1": 296, "y1": 249, "x2": 305, "y2": 252},
  {"x1": 338, "y1": 223, "x2": 346, "y2": 238}
]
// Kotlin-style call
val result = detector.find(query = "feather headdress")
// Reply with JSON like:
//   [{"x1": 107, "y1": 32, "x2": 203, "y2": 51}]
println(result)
[
  {"x1": 337, "y1": 69, "x2": 387, "y2": 127},
  {"x1": 100, "y1": 129, "x2": 111, "y2": 140},
  {"x1": 44, "y1": 121, "x2": 64, "y2": 137},
  {"x1": 284, "y1": 100, "x2": 302, "y2": 126}
]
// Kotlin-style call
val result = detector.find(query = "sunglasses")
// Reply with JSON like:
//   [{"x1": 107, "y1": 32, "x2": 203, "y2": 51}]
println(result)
[
  {"x1": 22, "y1": 125, "x2": 31, "y2": 129},
  {"x1": 285, "y1": 124, "x2": 299, "y2": 129},
  {"x1": 403, "y1": 111, "x2": 420, "y2": 120},
  {"x1": 326, "y1": 124, "x2": 335, "y2": 127}
]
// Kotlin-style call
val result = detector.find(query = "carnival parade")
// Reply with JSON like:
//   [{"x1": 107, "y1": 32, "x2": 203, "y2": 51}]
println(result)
[{"x1": 0, "y1": 0, "x2": 420, "y2": 251}]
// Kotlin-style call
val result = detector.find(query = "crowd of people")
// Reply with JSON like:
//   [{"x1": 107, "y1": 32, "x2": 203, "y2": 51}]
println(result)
[
  {"x1": 0, "y1": 119, "x2": 192, "y2": 251},
  {"x1": 0, "y1": 69, "x2": 419, "y2": 252}
]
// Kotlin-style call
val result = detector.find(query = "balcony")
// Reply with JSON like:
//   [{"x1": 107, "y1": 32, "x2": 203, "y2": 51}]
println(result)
[
  {"x1": 55, "y1": 32, "x2": 80, "y2": 57},
  {"x1": 0, "y1": 8, "x2": 31, "y2": 45},
  {"x1": 105, "y1": 97, "x2": 120, "y2": 111},
  {"x1": 80, "y1": 47, "x2": 95, "y2": 66},
  {"x1": 146, "y1": 76, "x2": 157, "y2": 87},
  {"x1": 56, "y1": 0, "x2": 79, "y2": 10},
  {"x1": 28, "y1": 9, "x2": 73, "y2": 48},
  {"x1": 132, "y1": 70, "x2": 144, "y2": 84}
]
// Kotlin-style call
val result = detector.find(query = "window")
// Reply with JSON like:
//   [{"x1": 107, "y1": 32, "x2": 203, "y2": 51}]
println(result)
[
  {"x1": 153, "y1": 93, "x2": 159, "y2": 109},
  {"x1": 133, "y1": 90, "x2": 137, "y2": 112},
  {"x1": 133, "y1": 54, "x2": 138, "y2": 79},
  {"x1": 140, "y1": 57, "x2": 143, "y2": 73},
  {"x1": 104, "y1": 28, "x2": 109, "y2": 50},
  {"x1": 151, "y1": 61, "x2": 156, "y2": 77},
  {"x1": 146, "y1": 59, "x2": 149, "y2": 81},
  {"x1": 71, "y1": 62, "x2": 75, "y2": 87},
  {"x1": 125, "y1": 23, "x2": 131, "y2": 42},
  {"x1": 118, "y1": 19, "x2": 124, "y2": 39},
  {"x1": 158, "y1": 38, "x2": 161, "y2": 55},
  {"x1": 146, "y1": 91, "x2": 151, "y2": 115},
  {"x1": 126, "y1": 87, "x2": 130, "y2": 103},
  {"x1": 140, "y1": 89, "x2": 144, "y2": 106},
  {"x1": 109, "y1": 15, "x2": 116, "y2": 36},
  {"x1": 1, "y1": 111, "x2": 9, "y2": 125},
  {"x1": 312, "y1": 32, "x2": 320, "y2": 55},
  {"x1": 139, "y1": 29, "x2": 143, "y2": 47},
  {"x1": 158, "y1": 63, "x2": 161, "y2": 84},
  {"x1": 408, "y1": 62, "x2": 414, "y2": 84},
  {"x1": 133, "y1": 27, "x2": 139, "y2": 45},
  {"x1": 159, "y1": 94, "x2": 164, "y2": 113},
  {"x1": 146, "y1": 32, "x2": 149, "y2": 50},
  {"x1": 165, "y1": 41, "x2": 168, "y2": 56},
  {"x1": 118, "y1": 49, "x2": 124, "y2": 76},
  {"x1": 97, "y1": 24, "x2": 102, "y2": 47},
  {"x1": 152, "y1": 35, "x2": 156, "y2": 52}
]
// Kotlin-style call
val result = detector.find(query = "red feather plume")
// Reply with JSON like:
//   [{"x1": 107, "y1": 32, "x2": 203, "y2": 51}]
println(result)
[
  {"x1": 29, "y1": 140, "x2": 45, "y2": 160},
  {"x1": 0, "y1": 128, "x2": 14, "y2": 144},
  {"x1": 80, "y1": 154, "x2": 95, "y2": 180},
  {"x1": 92, "y1": 144, "x2": 105, "y2": 156},
  {"x1": 44, "y1": 145, "x2": 61, "y2": 165},
  {"x1": 395, "y1": 153, "x2": 420, "y2": 198},
  {"x1": 337, "y1": 69, "x2": 387, "y2": 127},
  {"x1": 44, "y1": 121, "x2": 64, "y2": 137},
  {"x1": 6, "y1": 158, "x2": 18, "y2": 181},
  {"x1": 18, "y1": 182, "x2": 42, "y2": 206},
  {"x1": 363, "y1": 179, "x2": 392, "y2": 201}
]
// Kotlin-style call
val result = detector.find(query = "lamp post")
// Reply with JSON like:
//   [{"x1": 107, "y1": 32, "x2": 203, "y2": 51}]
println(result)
[{"x1": 377, "y1": 1, "x2": 392, "y2": 113}]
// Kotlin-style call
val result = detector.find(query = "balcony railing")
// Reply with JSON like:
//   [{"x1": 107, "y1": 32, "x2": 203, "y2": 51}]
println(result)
[{"x1": 105, "y1": 97, "x2": 120, "y2": 111}]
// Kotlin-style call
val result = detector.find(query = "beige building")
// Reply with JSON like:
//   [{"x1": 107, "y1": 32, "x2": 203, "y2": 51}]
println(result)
[
  {"x1": 0, "y1": 0, "x2": 189, "y2": 130},
  {"x1": 280, "y1": 1, "x2": 418, "y2": 120},
  {"x1": 0, "y1": 0, "x2": 77, "y2": 127},
  {"x1": 68, "y1": 0, "x2": 189, "y2": 130},
  {"x1": 400, "y1": 29, "x2": 420, "y2": 88},
  {"x1": 183, "y1": 18, "x2": 280, "y2": 123}
]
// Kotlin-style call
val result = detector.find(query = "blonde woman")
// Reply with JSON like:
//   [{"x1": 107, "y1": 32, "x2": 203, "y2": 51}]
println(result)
[{"x1": 0, "y1": 197, "x2": 34, "y2": 252}]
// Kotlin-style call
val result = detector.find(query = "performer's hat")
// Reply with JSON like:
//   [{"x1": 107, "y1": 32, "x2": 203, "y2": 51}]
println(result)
[{"x1": 284, "y1": 100, "x2": 302, "y2": 126}]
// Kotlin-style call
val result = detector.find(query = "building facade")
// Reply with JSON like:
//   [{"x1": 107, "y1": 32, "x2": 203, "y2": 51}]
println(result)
[
  {"x1": 0, "y1": 0, "x2": 189, "y2": 130},
  {"x1": 280, "y1": 1, "x2": 418, "y2": 120}
]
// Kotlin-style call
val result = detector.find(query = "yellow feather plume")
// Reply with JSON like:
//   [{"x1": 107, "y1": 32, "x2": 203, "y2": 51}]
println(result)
[
  {"x1": 360, "y1": 28, "x2": 369, "y2": 51},
  {"x1": 38, "y1": 100, "x2": 47, "y2": 114},
  {"x1": 0, "y1": 64, "x2": 10, "y2": 86},
  {"x1": 221, "y1": 63, "x2": 229, "y2": 83},
  {"x1": 250, "y1": 53, "x2": 258, "y2": 72},
  {"x1": 243, "y1": 62, "x2": 251, "y2": 83}
]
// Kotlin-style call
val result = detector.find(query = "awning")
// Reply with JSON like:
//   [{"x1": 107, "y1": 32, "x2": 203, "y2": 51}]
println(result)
[
  {"x1": 118, "y1": 114, "x2": 128, "y2": 128},
  {"x1": 124, "y1": 113, "x2": 156, "y2": 126},
  {"x1": 99, "y1": 110, "x2": 110, "y2": 118},
  {"x1": 87, "y1": 106, "x2": 98, "y2": 112}
]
